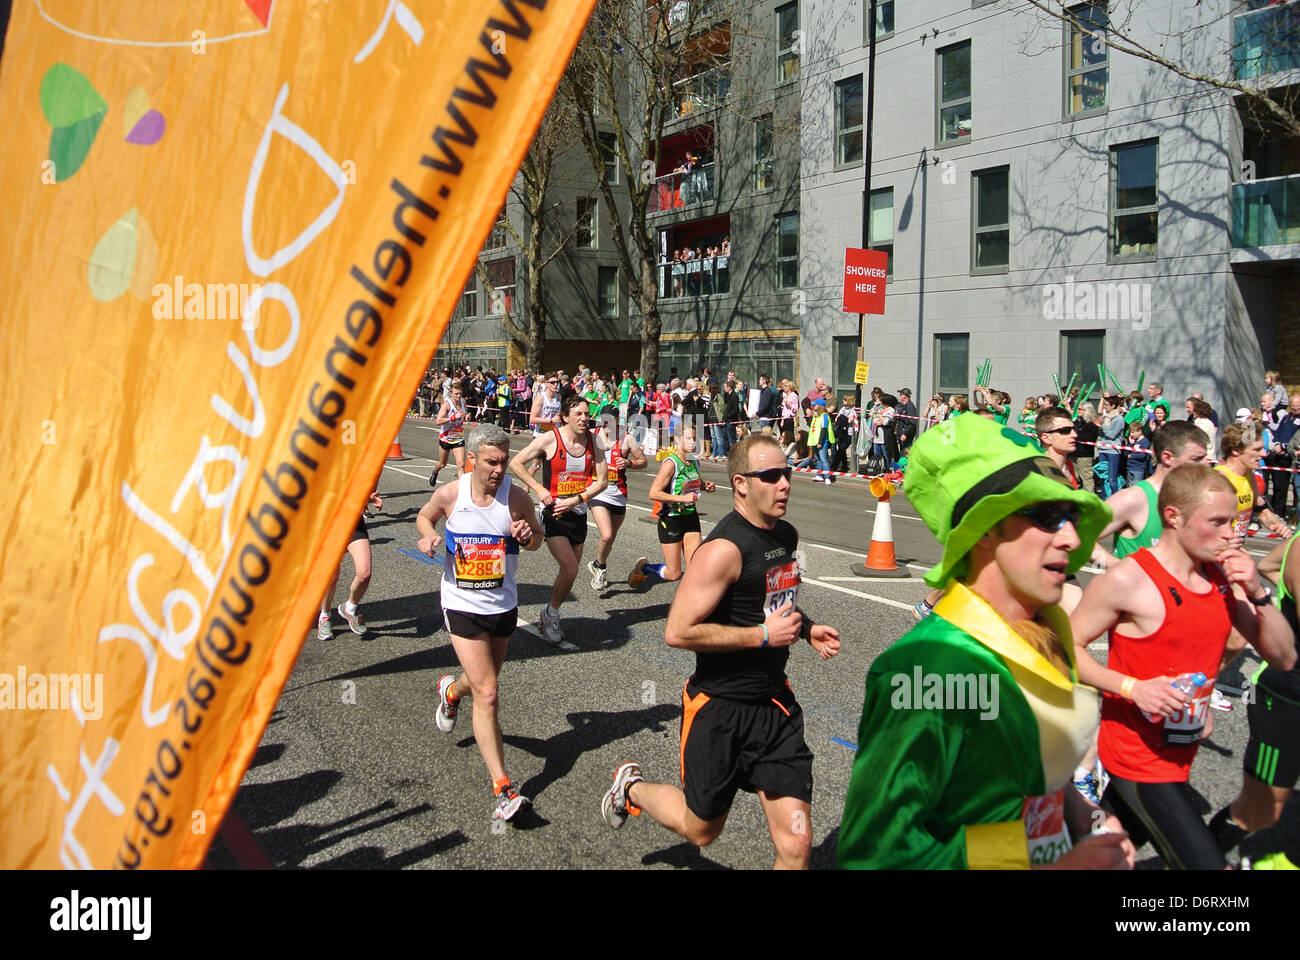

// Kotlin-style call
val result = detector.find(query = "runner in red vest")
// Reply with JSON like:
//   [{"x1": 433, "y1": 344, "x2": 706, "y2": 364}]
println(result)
[
  {"x1": 1070, "y1": 464, "x2": 1296, "y2": 868},
  {"x1": 588, "y1": 416, "x2": 647, "y2": 592}
]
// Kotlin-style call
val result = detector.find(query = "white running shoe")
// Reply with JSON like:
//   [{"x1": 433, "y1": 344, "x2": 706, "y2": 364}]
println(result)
[
  {"x1": 589, "y1": 560, "x2": 609, "y2": 592},
  {"x1": 316, "y1": 613, "x2": 332, "y2": 641},
  {"x1": 337, "y1": 603, "x2": 367, "y2": 636},
  {"x1": 539, "y1": 606, "x2": 564, "y2": 645},
  {"x1": 435, "y1": 675, "x2": 459, "y2": 733},
  {"x1": 1210, "y1": 687, "x2": 1233, "y2": 712},
  {"x1": 492, "y1": 782, "x2": 529, "y2": 822},
  {"x1": 601, "y1": 761, "x2": 644, "y2": 829}
]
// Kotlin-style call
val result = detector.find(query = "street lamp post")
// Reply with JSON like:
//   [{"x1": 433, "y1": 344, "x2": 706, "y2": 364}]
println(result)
[{"x1": 853, "y1": 0, "x2": 878, "y2": 474}]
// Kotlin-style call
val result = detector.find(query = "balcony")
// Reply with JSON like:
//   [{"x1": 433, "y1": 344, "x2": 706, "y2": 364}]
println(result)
[
  {"x1": 1232, "y1": 173, "x2": 1300, "y2": 248},
  {"x1": 671, "y1": 63, "x2": 730, "y2": 119},
  {"x1": 658, "y1": 254, "x2": 730, "y2": 299},
  {"x1": 1233, "y1": 1, "x2": 1300, "y2": 80},
  {"x1": 649, "y1": 163, "x2": 716, "y2": 216}
]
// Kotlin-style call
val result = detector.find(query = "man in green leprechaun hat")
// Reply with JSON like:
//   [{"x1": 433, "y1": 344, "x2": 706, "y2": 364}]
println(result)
[{"x1": 838, "y1": 415, "x2": 1135, "y2": 869}]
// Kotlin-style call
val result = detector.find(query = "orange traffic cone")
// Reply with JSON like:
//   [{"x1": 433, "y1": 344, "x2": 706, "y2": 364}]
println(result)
[
  {"x1": 386, "y1": 434, "x2": 404, "y2": 459},
  {"x1": 852, "y1": 476, "x2": 909, "y2": 578}
]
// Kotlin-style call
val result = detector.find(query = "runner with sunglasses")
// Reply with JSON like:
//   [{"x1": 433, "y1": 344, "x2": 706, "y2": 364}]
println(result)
[
  {"x1": 628, "y1": 425, "x2": 715, "y2": 587},
  {"x1": 840, "y1": 415, "x2": 1132, "y2": 869},
  {"x1": 1070, "y1": 463, "x2": 1296, "y2": 869},
  {"x1": 599, "y1": 434, "x2": 841, "y2": 869}
]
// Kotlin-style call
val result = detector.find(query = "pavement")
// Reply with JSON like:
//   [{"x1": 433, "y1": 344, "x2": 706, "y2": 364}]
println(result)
[{"x1": 203, "y1": 419, "x2": 1300, "y2": 869}]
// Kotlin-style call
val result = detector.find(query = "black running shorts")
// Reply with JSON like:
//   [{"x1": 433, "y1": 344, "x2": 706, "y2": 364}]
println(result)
[
  {"x1": 542, "y1": 505, "x2": 588, "y2": 546},
  {"x1": 658, "y1": 511, "x2": 701, "y2": 544},
  {"x1": 590, "y1": 501, "x2": 626, "y2": 517},
  {"x1": 1100, "y1": 775, "x2": 1226, "y2": 869},
  {"x1": 1243, "y1": 670, "x2": 1300, "y2": 789},
  {"x1": 679, "y1": 679, "x2": 813, "y2": 822},
  {"x1": 348, "y1": 515, "x2": 369, "y2": 544},
  {"x1": 439, "y1": 438, "x2": 465, "y2": 451},
  {"x1": 442, "y1": 606, "x2": 518, "y2": 640}
]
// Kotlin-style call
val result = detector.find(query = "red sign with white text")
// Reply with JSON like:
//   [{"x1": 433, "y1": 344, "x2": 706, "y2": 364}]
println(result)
[{"x1": 843, "y1": 248, "x2": 888, "y2": 314}]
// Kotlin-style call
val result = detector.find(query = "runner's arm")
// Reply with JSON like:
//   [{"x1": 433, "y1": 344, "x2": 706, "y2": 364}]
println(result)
[
  {"x1": 648, "y1": 457, "x2": 690, "y2": 505},
  {"x1": 1256, "y1": 538, "x2": 1288, "y2": 584},
  {"x1": 435, "y1": 401, "x2": 452, "y2": 426},
  {"x1": 664, "y1": 540, "x2": 802, "y2": 651},
  {"x1": 507, "y1": 483, "x2": 544, "y2": 551},
  {"x1": 1219, "y1": 550, "x2": 1297, "y2": 671},
  {"x1": 528, "y1": 393, "x2": 545, "y2": 427},
  {"x1": 415, "y1": 485, "x2": 456, "y2": 554},
  {"x1": 509, "y1": 433, "x2": 554, "y2": 499},
  {"x1": 1089, "y1": 488, "x2": 1137, "y2": 568},
  {"x1": 623, "y1": 435, "x2": 648, "y2": 470}
]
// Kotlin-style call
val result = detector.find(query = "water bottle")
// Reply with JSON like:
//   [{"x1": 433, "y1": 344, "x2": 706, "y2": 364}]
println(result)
[{"x1": 1144, "y1": 672, "x2": 1207, "y2": 722}]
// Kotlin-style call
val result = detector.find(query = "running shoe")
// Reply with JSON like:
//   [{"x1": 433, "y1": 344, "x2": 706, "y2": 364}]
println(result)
[
  {"x1": 539, "y1": 606, "x2": 564, "y2": 645},
  {"x1": 589, "y1": 560, "x2": 609, "y2": 592},
  {"x1": 317, "y1": 613, "x2": 332, "y2": 641},
  {"x1": 337, "y1": 603, "x2": 367, "y2": 636},
  {"x1": 435, "y1": 674, "x2": 458, "y2": 733},
  {"x1": 492, "y1": 782, "x2": 528, "y2": 822},
  {"x1": 1072, "y1": 772, "x2": 1099, "y2": 805},
  {"x1": 1210, "y1": 688, "x2": 1233, "y2": 712},
  {"x1": 601, "y1": 761, "x2": 644, "y2": 829},
  {"x1": 627, "y1": 557, "x2": 649, "y2": 589},
  {"x1": 811, "y1": 476, "x2": 826, "y2": 483},
  {"x1": 911, "y1": 599, "x2": 933, "y2": 622}
]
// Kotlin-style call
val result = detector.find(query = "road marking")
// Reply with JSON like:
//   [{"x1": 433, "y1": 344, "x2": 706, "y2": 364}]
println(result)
[
  {"x1": 395, "y1": 546, "x2": 442, "y2": 567},
  {"x1": 830, "y1": 737, "x2": 858, "y2": 750},
  {"x1": 801, "y1": 575, "x2": 917, "y2": 610}
]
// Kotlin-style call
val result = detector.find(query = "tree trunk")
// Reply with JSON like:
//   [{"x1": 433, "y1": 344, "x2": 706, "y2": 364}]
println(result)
[{"x1": 637, "y1": 243, "x2": 660, "y2": 384}]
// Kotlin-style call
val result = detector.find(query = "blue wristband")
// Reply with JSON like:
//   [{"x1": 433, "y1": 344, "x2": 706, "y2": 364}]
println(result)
[{"x1": 761, "y1": 624, "x2": 769, "y2": 648}]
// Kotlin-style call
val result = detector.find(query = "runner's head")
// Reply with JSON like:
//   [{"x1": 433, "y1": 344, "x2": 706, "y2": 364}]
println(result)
[
  {"x1": 466, "y1": 424, "x2": 511, "y2": 492},
  {"x1": 727, "y1": 434, "x2": 790, "y2": 524},
  {"x1": 1157, "y1": 464, "x2": 1238, "y2": 561},
  {"x1": 678, "y1": 424, "x2": 698, "y2": 454},
  {"x1": 903, "y1": 414, "x2": 1108, "y2": 591},
  {"x1": 561, "y1": 394, "x2": 590, "y2": 434},
  {"x1": 1152, "y1": 421, "x2": 1208, "y2": 472},
  {"x1": 1220, "y1": 423, "x2": 1261, "y2": 468},
  {"x1": 1035, "y1": 406, "x2": 1077, "y2": 456}
]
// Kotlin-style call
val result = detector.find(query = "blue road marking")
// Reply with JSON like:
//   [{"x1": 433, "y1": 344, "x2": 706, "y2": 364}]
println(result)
[
  {"x1": 830, "y1": 737, "x2": 858, "y2": 750},
  {"x1": 396, "y1": 546, "x2": 443, "y2": 567}
]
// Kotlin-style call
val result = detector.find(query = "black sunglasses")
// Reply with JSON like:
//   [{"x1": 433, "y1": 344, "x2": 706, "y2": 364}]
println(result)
[
  {"x1": 1017, "y1": 502, "x2": 1081, "y2": 532},
  {"x1": 741, "y1": 467, "x2": 793, "y2": 484},
  {"x1": 1040, "y1": 425, "x2": 1077, "y2": 436}
]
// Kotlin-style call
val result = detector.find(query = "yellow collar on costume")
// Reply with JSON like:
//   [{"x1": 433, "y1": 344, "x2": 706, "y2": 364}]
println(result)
[{"x1": 933, "y1": 583, "x2": 1077, "y2": 691}]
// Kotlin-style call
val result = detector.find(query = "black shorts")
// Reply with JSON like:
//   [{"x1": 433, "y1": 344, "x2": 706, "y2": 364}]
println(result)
[
  {"x1": 658, "y1": 511, "x2": 701, "y2": 544},
  {"x1": 542, "y1": 505, "x2": 588, "y2": 546},
  {"x1": 348, "y1": 515, "x2": 369, "y2": 543},
  {"x1": 590, "y1": 500, "x2": 626, "y2": 516},
  {"x1": 679, "y1": 680, "x2": 813, "y2": 821},
  {"x1": 442, "y1": 606, "x2": 518, "y2": 639},
  {"x1": 439, "y1": 437, "x2": 465, "y2": 452},
  {"x1": 1099, "y1": 775, "x2": 1226, "y2": 870},
  {"x1": 1243, "y1": 670, "x2": 1300, "y2": 789}
]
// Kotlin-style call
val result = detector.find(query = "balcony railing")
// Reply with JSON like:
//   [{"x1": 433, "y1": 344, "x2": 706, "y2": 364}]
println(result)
[
  {"x1": 649, "y1": 162, "x2": 716, "y2": 215},
  {"x1": 1232, "y1": 174, "x2": 1300, "y2": 247},
  {"x1": 658, "y1": 254, "x2": 730, "y2": 299},
  {"x1": 1233, "y1": 1, "x2": 1300, "y2": 79},
  {"x1": 671, "y1": 64, "x2": 730, "y2": 118}
]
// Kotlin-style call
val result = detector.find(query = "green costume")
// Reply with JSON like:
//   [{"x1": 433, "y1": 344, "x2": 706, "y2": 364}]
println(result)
[
  {"x1": 1113, "y1": 480, "x2": 1161, "y2": 559},
  {"x1": 838, "y1": 415, "x2": 1110, "y2": 869}
]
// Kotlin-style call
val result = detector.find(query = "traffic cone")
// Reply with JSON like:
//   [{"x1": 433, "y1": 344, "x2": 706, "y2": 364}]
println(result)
[
  {"x1": 386, "y1": 434, "x2": 405, "y2": 459},
  {"x1": 851, "y1": 476, "x2": 909, "y2": 578}
]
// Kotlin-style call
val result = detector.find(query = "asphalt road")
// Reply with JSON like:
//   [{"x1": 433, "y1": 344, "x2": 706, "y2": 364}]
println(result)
[{"x1": 203, "y1": 419, "x2": 1299, "y2": 870}]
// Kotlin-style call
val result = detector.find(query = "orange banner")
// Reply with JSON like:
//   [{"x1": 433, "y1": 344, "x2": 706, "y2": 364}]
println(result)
[{"x1": 0, "y1": 0, "x2": 595, "y2": 868}]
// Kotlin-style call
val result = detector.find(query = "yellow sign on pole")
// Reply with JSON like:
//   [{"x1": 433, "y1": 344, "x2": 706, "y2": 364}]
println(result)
[{"x1": 854, "y1": 361, "x2": 871, "y2": 385}]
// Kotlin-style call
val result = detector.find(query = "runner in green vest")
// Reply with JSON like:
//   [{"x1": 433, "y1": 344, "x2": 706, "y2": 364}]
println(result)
[
  {"x1": 1091, "y1": 421, "x2": 1209, "y2": 569},
  {"x1": 839, "y1": 415, "x2": 1134, "y2": 869},
  {"x1": 629, "y1": 426, "x2": 715, "y2": 586}
]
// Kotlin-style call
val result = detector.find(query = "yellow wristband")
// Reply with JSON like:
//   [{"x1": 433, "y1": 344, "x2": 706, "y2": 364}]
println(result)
[{"x1": 1120, "y1": 675, "x2": 1136, "y2": 699}]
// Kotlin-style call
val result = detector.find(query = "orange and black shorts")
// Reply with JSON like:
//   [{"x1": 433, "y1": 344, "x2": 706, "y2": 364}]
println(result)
[{"x1": 678, "y1": 679, "x2": 813, "y2": 821}]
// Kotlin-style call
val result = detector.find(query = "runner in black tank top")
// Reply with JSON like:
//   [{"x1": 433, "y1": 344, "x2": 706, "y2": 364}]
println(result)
[{"x1": 597, "y1": 434, "x2": 842, "y2": 869}]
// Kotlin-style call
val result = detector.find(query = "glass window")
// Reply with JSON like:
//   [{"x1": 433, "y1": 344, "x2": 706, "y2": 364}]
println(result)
[
  {"x1": 869, "y1": 187, "x2": 893, "y2": 280},
  {"x1": 866, "y1": 0, "x2": 894, "y2": 41},
  {"x1": 937, "y1": 42, "x2": 971, "y2": 144},
  {"x1": 935, "y1": 333, "x2": 969, "y2": 395},
  {"x1": 836, "y1": 75, "x2": 864, "y2": 167},
  {"x1": 485, "y1": 206, "x2": 508, "y2": 250},
  {"x1": 1110, "y1": 140, "x2": 1158, "y2": 260},
  {"x1": 1061, "y1": 331, "x2": 1104, "y2": 398},
  {"x1": 833, "y1": 336, "x2": 860, "y2": 398},
  {"x1": 777, "y1": 3, "x2": 799, "y2": 83},
  {"x1": 599, "y1": 132, "x2": 619, "y2": 185},
  {"x1": 484, "y1": 258, "x2": 515, "y2": 315},
  {"x1": 598, "y1": 265, "x2": 619, "y2": 318},
  {"x1": 577, "y1": 196, "x2": 595, "y2": 248},
  {"x1": 777, "y1": 212, "x2": 799, "y2": 289},
  {"x1": 972, "y1": 167, "x2": 1009, "y2": 273},
  {"x1": 1066, "y1": 3, "x2": 1108, "y2": 115},
  {"x1": 461, "y1": 274, "x2": 476, "y2": 318},
  {"x1": 754, "y1": 114, "x2": 774, "y2": 191}
]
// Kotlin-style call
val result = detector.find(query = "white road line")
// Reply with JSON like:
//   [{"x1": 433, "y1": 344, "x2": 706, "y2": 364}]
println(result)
[
  {"x1": 800, "y1": 575, "x2": 918, "y2": 611},
  {"x1": 383, "y1": 464, "x2": 436, "y2": 482}
]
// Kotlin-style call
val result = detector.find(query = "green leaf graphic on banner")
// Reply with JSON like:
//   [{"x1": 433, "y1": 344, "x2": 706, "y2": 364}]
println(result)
[{"x1": 40, "y1": 64, "x2": 107, "y2": 181}]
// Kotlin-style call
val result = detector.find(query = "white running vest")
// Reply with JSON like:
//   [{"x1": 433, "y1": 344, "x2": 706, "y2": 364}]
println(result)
[
  {"x1": 534, "y1": 391, "x2": 561, "y2": 435},
  {"x1": 440, "y1": 475, "x2": 519, "y2": 614},
  {"x1": 439, "y1": 398, "x2": 467, "y2": 442},
  {"x1": 593, "y1": 435, "x2": 628, "y2": 508}
]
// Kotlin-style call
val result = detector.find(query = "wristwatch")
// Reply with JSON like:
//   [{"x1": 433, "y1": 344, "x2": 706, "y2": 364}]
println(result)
[{"x1": 1249, "y1": 582, "x2": 1274, "y2": 607}]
